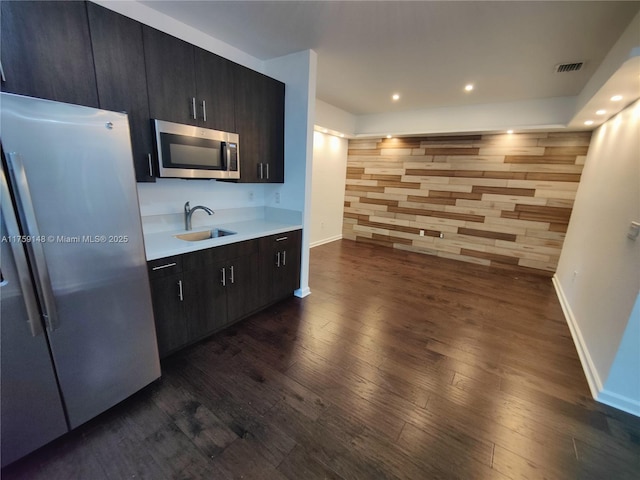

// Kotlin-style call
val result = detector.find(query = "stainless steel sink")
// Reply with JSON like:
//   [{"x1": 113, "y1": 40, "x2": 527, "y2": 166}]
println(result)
[{"x1": 174, "y1": 229, "x2": 236, "y2": 242}]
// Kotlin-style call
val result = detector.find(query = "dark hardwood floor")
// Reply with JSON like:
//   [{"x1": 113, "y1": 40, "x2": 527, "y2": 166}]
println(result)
[{"x1": 3, "y1": 239, "x2": 640, "y2": 479}]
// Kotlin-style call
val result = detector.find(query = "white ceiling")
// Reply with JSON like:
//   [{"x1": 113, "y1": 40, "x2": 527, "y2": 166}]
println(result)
[{"x1": 141, "y1": 0, "x2": 640, "y2": 117}]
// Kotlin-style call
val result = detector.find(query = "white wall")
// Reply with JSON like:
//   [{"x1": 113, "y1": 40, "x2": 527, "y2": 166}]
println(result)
[
  {"x1": 310, "y1": 132, "x2": 348, "y2": 247},
  {"x1": 554, "y1": 100, "x2": 640, "y2": 415},
  {"x1": 138, "y1": 179, "x2": 263, "y2": 217},
  {"x1": 603, "y1": 293, "x2": 640, "y2": 413},
  {"x1": 575, "y1": 11, "x2": 640, "y2": 115},
  {"x1": 264, "y1": 50, "x2": 318, "y2": 298},
  {"x1": 355, "y1": 96, "x2": 576, "y2": 137},
  {"x1": 315, "y1": 100, "x2": 357, "y2": 137}
]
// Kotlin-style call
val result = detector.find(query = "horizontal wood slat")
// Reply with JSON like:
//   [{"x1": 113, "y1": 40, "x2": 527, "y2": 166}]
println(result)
[
  {"x1": 458, "y1": 228, "x2": 518, "y2": 242},
  {"x1": 472, "y1": 186, "x2": 536, "y2": 197},
  {"x1": 344, "y1": 132, "x2": 589, "y2": 274}
]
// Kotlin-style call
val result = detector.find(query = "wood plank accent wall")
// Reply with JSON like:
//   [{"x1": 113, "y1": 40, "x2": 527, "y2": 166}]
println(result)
[{"x1": 342, "y1": 132, "x2": 590, "y2": 276}]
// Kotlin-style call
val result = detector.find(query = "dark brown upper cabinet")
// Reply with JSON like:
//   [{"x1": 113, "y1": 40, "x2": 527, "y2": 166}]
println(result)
[
  {"x1": 0, "y1": 1, "x2": 98, "y2": 107},
  {"x1": 194, "y1": 47, "x2": 236, "y2": 133},
  {"x1": 143, "y1": 27, "x2": 236, "y2": 132},
  {"x1": 87, "y1": 3, "x2": 155, "y2": 182},
  {"x1": 234, "y1": 66, "x2": 285, "y2": 183},
  {"x1": 142, "y1": 26, "x2": 198, "y2": 126},
  {"x1": 2, "y1": 1, "x2": 285, "y2": 184}
]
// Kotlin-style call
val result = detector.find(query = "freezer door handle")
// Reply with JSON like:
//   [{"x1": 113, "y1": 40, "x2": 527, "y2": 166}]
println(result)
[
  {"x1": 1, "y1": 169, "x2": 44, "y2": 337},
  {"x1": 5, "y1": 152, "x2": 59, "y2": 332}
]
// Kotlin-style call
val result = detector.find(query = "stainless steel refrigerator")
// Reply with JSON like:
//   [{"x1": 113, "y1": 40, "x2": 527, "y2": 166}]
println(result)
[{"x1": 0, "y1": 93, "x2": 161, "y2": 467}]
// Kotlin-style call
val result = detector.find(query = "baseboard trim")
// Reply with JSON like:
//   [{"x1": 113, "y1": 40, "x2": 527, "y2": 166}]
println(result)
[
  {"x1": 598, "y1": 389, "x2": 640, "y2": 417},
  {"x1": 310, "y1": 234, "x2": 342, "y2": 248},
  {"x1": 294, "y1": 286, "x2": 311, "y2": 298},
  {"x1": 552, "y1": 275, "x2": 602, "y2": 399}
]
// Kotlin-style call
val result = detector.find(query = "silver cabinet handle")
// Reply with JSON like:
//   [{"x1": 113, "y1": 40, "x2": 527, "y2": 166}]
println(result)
[
  {"x1": 202, "y1": 99, "x2": 207, "y2": 122},
  {"x1": 177, "y1": 280, "x2": 183, "y2": 301},
  {"x1": 147, "y1": 153, "x2": 153, "y2": 177},
  {"x1": 221, "y1": 267, "x2": 226, "y2": 287},
  {"x1": 191, "y1": 97, "x2": 197, "y2": 120},
  {"x1": 276, "y1": 236, "x2": 288, "y2": 242},
  {"x1": 0, "y1": 169, "x2": 42, "y2": 337},
  {"x1": 229, "y1": 265, "x2": 234, "y2": 284},
  {"x1": 258, "y1": 163, "x2": 264, "y2": 179},
  {"x1": 0, "y1": 61, "x2": 6, "y2": 82},
  {"x1": 276, "y1": 251, "x2": 281, "y2": 268},
  {"x1": 265, "y1": 163, "x2": 270, "y2": 180},
  {"x1": 5, "y1": 153, "x2": 58, "y2": 332},
  {"x1": 152, "y1": 262, "x2": 176, "y2": 271},
  {"x1": 282, "y1": 250, "x2": 286, "y2": 266}
]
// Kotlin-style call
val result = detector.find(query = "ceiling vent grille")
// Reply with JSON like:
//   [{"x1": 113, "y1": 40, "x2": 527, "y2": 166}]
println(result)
[{"x1": 555, "y1": 62, "x2": 584, "y2": 73}]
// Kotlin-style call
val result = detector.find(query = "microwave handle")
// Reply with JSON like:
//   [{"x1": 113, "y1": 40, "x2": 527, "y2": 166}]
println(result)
[{"x1": 222, "y1": 142, "x2": 229, "y2": 171}]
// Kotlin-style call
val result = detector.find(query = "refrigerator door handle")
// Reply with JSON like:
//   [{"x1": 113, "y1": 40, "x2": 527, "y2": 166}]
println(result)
[
  {"x1": 0, "y1": 169, "x2": 43, "y2": 337},
  {"x1": 5, "y1": 152, "x2": 59, "y2": 332}
]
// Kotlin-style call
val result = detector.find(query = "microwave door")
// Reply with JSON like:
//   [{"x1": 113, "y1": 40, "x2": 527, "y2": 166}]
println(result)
[{"x1": 153, "y1": 119, "x2": 240, "y2": 179}]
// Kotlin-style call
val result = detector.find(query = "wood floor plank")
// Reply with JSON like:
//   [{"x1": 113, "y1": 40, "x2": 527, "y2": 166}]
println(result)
[
  {"x1": 266, "y1": 401, "x2": 398, "y2": 480},
  {"x1": 397, "y1": 422, "x2": 508, "y2": 480},
  {"x1": 3, "y1": 239, "x2": 639, "y2": 480},
  {"x1": 276, "y1": 444, "x2": 344, "y2": 480}
]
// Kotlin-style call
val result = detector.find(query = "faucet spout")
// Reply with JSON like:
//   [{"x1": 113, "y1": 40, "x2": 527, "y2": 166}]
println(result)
[{"x1": 184, "y1": 201, "x2": 214, "y2": 230}]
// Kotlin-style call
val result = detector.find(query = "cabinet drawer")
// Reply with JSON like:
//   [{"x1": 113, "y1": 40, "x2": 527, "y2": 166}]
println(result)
[
  {"x1": 147, "y1": 256, "x2": 183, "y2": 279},
  {"x1": 259, "y1": 230, "x2": 302, "y2": 250},
  {"x1": 183, "y1": 239, "x2": 258, "y2": 271}
]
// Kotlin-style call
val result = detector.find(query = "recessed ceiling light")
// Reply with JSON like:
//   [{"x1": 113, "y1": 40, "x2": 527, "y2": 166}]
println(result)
[
  {"x1": 392, "y1": 93, "x2": 400, "y2": 101},
  {"x1": 507, "y1": 130, "x2": 514, "y2": 134},
  {"x1": 584, "y1": 120, "x2": 594, "y2": 126},
  {"x1": 464, "y1": 84, "x2": 474, "y2": 92},
  {"x1": 340, "y1": 133, "x2": 345, "y2": 138},
  {"x1": 596, "y1": 109, "x2": 606, "y2": 115},
  {"x1": 611, "y1": 95, "x2": 623, "y2": 102},
  {"x1": 386, "y1": 135, "x2": 393, "y2": 139}
]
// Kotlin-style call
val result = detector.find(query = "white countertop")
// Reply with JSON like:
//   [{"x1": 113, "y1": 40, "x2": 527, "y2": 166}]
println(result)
[{"x1": 143, "y1": 210, "x2": 302, "y2": 261}]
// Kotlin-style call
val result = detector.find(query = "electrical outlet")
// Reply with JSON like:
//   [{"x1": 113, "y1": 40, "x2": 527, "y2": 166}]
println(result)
[
  {"x1": 419, "y1": 229, "x2": 425, "y2": 237},
  {"x1": 572, "y1": 270, "x2": 578, "y2": 282},
  {"x1": 439, "y1": 232, "x2": 444, "y2": 239},
  {"x1": 249, "y1": 191, "x2": 254, "y2": 201},
  {"x1": 321, "y1": 221, "x2": 325, "y2": 230},
  {"x1": 275, "y1": 192, "x2": 281, "y2": 204}
]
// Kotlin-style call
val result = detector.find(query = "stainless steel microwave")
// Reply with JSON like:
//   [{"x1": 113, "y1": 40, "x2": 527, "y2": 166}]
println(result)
[{"x1": 153, "y1": 119, "x2": 240, "y2": 179}]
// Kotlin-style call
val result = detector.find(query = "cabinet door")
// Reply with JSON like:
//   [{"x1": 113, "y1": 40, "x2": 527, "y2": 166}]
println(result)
[
  {"x1": 143, "y1": 26, "x2": 197, "y2": 125},
  {"x1": 87, "y1": 3, "x2": 155, "y2": 183},
  {"x1": 226, "y1": 252, "x2": 261, "y2": 323},
  {"x1": 234, "y1": 67, "x2": 285, "y2": 183},
  {"x1": 0, "y1": 1, "x2": 98, "y2": 107},
  {"x1": 273, "y1": 231, "x2": 301, "y2": 300},
  {"x1": 259, "y1": 230, "x2": 302, "y2": 305},
  {"x1": 183, "y1": 263, "x2": 228, "y2": 341},
  {"x1": 264, "y1": 78, "x2": 285, "y2": 183},
  {"x1": 149, "y1": 274, "x2": 188, "y2": 358},
  {"x1": 234, "y1": 66, "x2": 263, "y2": 183},
  {"x1": 194, "y1": 47, "x2": 236, "y2": 132}
]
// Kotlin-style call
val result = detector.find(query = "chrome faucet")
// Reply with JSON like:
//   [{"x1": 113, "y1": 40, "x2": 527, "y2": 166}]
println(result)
[{"x1": 184, "y1": 201, "x2": 214, "y2": 230}]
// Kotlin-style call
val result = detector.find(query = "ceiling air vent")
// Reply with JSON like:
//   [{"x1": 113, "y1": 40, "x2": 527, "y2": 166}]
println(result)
[{"x1": 554, "y1": 62, "x2": 584, "y2": 73}]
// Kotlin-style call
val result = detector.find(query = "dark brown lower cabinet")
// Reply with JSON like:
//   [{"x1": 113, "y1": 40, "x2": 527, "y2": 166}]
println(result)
[
  {"x1": 148, "y1": 237, "x2": 275, "y2": 358},
  {"x1": 259, "y1": 230, "x2": 302, "y2": 306},
  {"x1": 147, "y1": 257, "x2": 187, "y2": 357},
  {"x1": 183, "y1": 260, "x2": 228, "y2": 341},
  {"x1": 226, "y1": 252, "x2": 261, "y2": 321}
]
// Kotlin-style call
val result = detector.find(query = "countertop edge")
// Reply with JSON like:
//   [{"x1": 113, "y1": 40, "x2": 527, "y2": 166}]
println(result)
[{"x1": 144, "y1": 221, "x2": 302, "y2": 262}]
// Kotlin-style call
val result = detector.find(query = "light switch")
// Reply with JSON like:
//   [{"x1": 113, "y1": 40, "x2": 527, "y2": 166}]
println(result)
[{"x1": 628, "y1": 221, "x2": 640, "y2": 241}]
